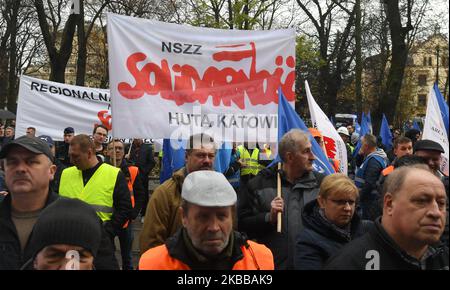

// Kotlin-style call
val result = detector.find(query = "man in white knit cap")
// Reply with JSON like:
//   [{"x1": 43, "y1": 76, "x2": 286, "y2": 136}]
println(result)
[{"x1": 139, "y1": 170, "x2": 274, "y2": 270}]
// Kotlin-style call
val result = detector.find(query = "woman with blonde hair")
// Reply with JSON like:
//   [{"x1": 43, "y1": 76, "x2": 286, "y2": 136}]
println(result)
[{"x1": 294, "y1": 173, "x2": 372, "y2": 270}]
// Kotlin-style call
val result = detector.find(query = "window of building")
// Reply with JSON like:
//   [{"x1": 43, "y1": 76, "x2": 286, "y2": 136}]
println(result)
[
  {"x1": 418, "y1": 94, "x2": 427, "y2": 106},
  {"x1": 428, "y1": 57, "x2": 432, "y2": 66},
  {"x1": 407, "y1": 56, "x2": 414, "y2": 66},
  {"x1": 442, "y1": 56, "x2": 448, "y2": 67},
  {"x1": 423, "y1": 57, "x2": 427, "y2": 66},
  {"x1": 418, "y1": 74, "x2": 427, "y2": 86}
]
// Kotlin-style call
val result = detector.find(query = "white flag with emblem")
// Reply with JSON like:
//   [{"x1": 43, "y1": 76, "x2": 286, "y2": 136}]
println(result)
[{"x1": 305, "y1": 80, "x2": 347, "y2": 174}]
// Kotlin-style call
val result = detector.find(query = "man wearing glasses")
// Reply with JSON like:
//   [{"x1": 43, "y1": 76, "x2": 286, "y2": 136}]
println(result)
[
  {"x1": 106, "y1": 139, "x2": 146, "y2": 270},
  {"x1": 92, "y1": 125, "x2": 108, "y2": 162}
]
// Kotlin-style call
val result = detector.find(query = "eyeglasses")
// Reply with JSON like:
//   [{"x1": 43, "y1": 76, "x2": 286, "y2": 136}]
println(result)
[
  {"x1": 108, "y1": 146, "x2": 124, "y2": 151},
  {"x1": 328, "y1": 199, "x2": 356, "y2": 207}
]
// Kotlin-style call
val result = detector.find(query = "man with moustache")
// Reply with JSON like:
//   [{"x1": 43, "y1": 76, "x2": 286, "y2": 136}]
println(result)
[{"x1": 139, "y1": 171, "x2": 274, "y2": 270}]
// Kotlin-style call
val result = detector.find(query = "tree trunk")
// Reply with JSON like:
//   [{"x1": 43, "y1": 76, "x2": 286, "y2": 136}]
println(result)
[
  {"x1": 243, "y1": 0, "x2": 249, "y2": 30},
  {"x1": 317, "y1": 36, "x2": 329, "y2": 111},
  {"x1": 6, "y1": 0, "x2": 20, "y2": 113},
  {"x1": 228, "y1": 0, "x2": 233, "y2": 29},
  {"x1": 0, "y1": 0, "x2": 13, "y2": 109},
  {"x1": 376, "y1": 0, "x2": 411, "y2": 134},
  {"x1": 34, "y1": 0, "x2": 78, "y2": 83},
  {"x1": 76, "y1": 0, "x2": 86, "y2": 86},
  {"x1": 354, "y1": 0, "x2": 362, "y2": 117},
  {"x1": 0, "y1": 49, "x2": 8, "y2": 109}
]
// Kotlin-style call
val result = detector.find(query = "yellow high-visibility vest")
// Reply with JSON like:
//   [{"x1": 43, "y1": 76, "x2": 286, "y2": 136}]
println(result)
[
  {"x1": 59, "y1": 163, "x2": 119, "y2": 222},
  {"x1": 237, "y1": 146, "x2": 261, "y2": 176}
]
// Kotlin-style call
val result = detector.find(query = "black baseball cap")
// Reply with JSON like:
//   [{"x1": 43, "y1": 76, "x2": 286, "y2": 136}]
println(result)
[
  {"x1": 0, "y1": 135, "x2": 54, "y2": 162},
  {"x1": 413, "y1": 139, "x2": 445, "y2": 154},
  {"x1": 64, "y1": 127, "x2": 74, "y2": 134}
]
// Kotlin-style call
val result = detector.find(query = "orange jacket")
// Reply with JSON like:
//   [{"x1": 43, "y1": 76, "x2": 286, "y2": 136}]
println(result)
[
  {"x1": 123, "y1": 165, "x2": 138, "y2": 228},
  {"x1": 126, "y1": 166, "x2": 139, "y2": 208},
  {"x1": 139, "y1": 239, "x2": 274, "y2": 270},
  {"x1": 382, "y1": 165, "x2": 394, "y2": 176}
]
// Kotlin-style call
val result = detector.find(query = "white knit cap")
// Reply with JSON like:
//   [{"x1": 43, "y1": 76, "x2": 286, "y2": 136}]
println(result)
[{"x1": 182, "y1": 171, "x2": 237, "y2": 207}]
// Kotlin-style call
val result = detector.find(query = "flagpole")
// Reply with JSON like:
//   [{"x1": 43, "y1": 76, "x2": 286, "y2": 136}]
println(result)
[
  {"x1": 277, "y1": 162, "x2": 282, "y2": 233},
  {"x1": 126, "y1": 138, "x2": 134, "y2": 160}
]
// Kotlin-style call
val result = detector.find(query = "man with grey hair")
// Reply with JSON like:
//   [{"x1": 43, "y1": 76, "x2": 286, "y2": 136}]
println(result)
[
  {"x1": 325, "y1": 166, "x2": 448, "y2": 270},
  {"x1": 139, "y1": 170, "x2": 274, "y2": 270},
  {"x1": 238, "y1": 129, "x2": 325, "y2": 269},
  {"x1": 354, "y1": 133, "x2": 389, "y2": 221}
]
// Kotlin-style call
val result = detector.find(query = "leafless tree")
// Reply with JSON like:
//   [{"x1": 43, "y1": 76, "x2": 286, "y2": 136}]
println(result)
[
  {"x1": 34, "y1": 0, "x2": 78, "y2": 83},
  {"x1": 296, "y1": 0, "x2": 356, "y2": 116}
]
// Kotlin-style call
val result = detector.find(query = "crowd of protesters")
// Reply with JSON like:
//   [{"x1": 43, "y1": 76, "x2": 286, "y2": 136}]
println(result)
[{"x1": 0, "y1": 119, "x2": 448, "y2": 270}]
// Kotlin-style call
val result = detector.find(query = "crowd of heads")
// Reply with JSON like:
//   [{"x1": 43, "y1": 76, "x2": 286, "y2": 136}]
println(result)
[{"x1": 0, "y1": 116, "x2": 447, "y2": 271}]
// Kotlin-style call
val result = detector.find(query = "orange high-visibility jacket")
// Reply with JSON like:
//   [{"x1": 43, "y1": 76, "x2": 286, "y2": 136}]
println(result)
[
  {"x1": 139, "y1": 240, "x2": 274, "y2": 270},
  {"x1": 122, "y1": 165, "x2": 139, "y2": 229}
]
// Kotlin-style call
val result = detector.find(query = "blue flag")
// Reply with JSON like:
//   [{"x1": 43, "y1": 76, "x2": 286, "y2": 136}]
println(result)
[
  {"x1": 213, "y1": 142, "x2": 232, "y2": 174},
  {"x1": 434, "y1": 83, "x2": 449, "y2": 136},
  {"x1": 360, "y1": 112, "x2": 367, "y2": 134},
  {"x1": 160, "y1": 139, "x2": 186, "y2": 184},
  {"x1": 380, "y1": 114, "x2": 393, "y2": 150},
  {"x1": 412, "y1": 119, "x2": 421, "y2": 132},
  {"x1": 269, "y1": 89, "x2": 334, "y2": 175},
  {"x1": 354, "y1": 120, "x2": 361, "y2": 135},
  {"x1": 353, "y1": 112, "x2": 371, "y2": 158},
  {"x1": 366, "y1": 111, "x2": 373, "y2": 134},
  {"x1": 160, "y1": 139, "x2": 233, "y2": 183}
]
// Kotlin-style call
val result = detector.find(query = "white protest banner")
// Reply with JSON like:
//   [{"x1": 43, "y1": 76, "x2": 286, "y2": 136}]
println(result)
[
  {"x1": 305, "y1": 80, "x2": 347, "y2": 174},
  {"x1": 107, "y1": 13, "x2": 295, "y2": 144},
  {"x1": 422, "y1": 85, "x2": 449, "y2": 176},
  {"x1": 15, "y1": 75, "x2": 111, "y2": 141}
]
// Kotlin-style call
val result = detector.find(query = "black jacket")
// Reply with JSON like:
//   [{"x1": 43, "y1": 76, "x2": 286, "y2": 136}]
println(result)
[
  {"x1": 294, "y1": 200, "x2": 373, "y2": 270},
  {"x1": 55, "y1": 141, "x2": 72, "y2": 167},
  {"x1": 324, "y1": 218, "x2": 449, "y2": 270},
  {"x1": 238, "y1": 165, "x2": 325, "y2": 269},
  {"x1": 441, "y1": 175, "x2": 449, "y2": 248},
  {"x1": 105, "y1": 157, "x2": 146, "y2": 220},
  {"x1": 0, "y1": 191, "x2": 119, "y2": 270},
  {"x1": 128, "y1": 143, "x2": 155, "y2": 177}
]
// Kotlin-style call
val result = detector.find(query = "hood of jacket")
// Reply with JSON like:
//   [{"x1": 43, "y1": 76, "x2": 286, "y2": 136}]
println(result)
[{"x1": 366, "y1": 148, "x2": 388, "y2": 162}]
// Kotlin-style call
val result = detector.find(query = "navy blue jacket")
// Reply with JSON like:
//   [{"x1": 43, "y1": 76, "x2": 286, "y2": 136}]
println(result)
[{"x1": 294, "y1": 199, "x2": 372, "y2": 270}]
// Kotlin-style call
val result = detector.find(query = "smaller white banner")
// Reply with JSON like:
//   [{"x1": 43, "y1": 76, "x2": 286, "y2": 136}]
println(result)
[{"x1": 15, "y1": 75, "x2": 111, "y2": 141}]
